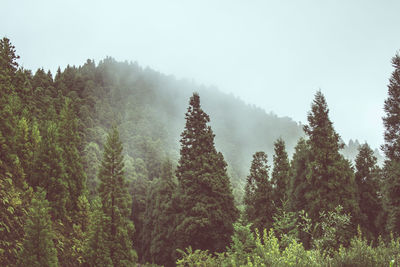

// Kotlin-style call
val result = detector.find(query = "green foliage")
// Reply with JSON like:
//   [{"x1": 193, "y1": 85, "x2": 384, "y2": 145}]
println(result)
[
  {"x1": 141, "y1": 159, "x2": 177, "y2": 266},
  {"x1": 33, "y1": 121, "x2": 68, "y2": 221},
  {"x1": 243, "y1": 151, "x2": 274, "y2": 232},
  {"x1": 272, "y1": 201, "x2": 299, "y2": 249},
  {"x1": 18, "y1": 188, "x2": 58, "y2": 267},
  {"x1": 271, "y1": 138, "x2": 290, "y2": 210},
  {"x1": 97, "y1": 127, "x2": 137, "y2": 266},
  {"x1": 312, "y1": 206, "x2": 351, "y2": 255},
  {"x1": 354, "y1": 143, "x2": 382, "y2": 239},
  {"x1": 176, "y1": 247, "x2": 224, "y2": 267},
  {"x1": 303, "y1": 91, "x2": 360, "y2": 230},
  {"x1": 175, "y1": 93, "x2": 239, "y2": 253},
  {"x1": 84, "y1": 199, "x2": 113, "y2": 267}
]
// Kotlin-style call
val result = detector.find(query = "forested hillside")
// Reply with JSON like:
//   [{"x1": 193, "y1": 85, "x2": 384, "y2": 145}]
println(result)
[{"x1": 1, "y1": 37, "x2": 400, "y2": 266}]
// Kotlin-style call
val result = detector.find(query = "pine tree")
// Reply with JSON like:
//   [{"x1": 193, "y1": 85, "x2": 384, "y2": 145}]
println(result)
[
  {"x1": 141, "y1": 159, "x2": 177, "y2": 267},
  {"x1": 0, "y1": 37, "x2": 28, "y2": 266},
  {"x1": 243, "y1": 151, "x2": 275, "y2": 232},
  {"x1": 271, "y1": 138, "x2": 290, "y2": 210},
  {"x1": 59, "y1": 98, "x2": 87, "y2": 215},
  {"x1": 382, "y1": 54, "x2": 400, "y2": 235},
  {"x1": 84, "y1": 199, "x2": 113, "y2": 267},
  {"x1": 175, "y1": 93, "x2": 239, "y2": 253},
  {"x1": 18, "y1": 188, "x2": 58, "y2": 267},
  {"x1": 33, "y1": 122, "x2": 68, "y2": 221},
  {"x1": 98, "y1": 127, "x2": 137, "y2": 266},
  {"x1": 303, "y1": 91, "x2": 360, "y2": 226},
  {"x1": 288, "y1": 138, "x2": 310, "y2": 212},
  {"x1": 354, "y1": 143, "x2": 381, "y2": 239}
]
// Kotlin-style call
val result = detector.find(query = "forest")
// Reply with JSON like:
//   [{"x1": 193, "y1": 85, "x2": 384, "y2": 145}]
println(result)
[{"x1": 1, "y1": 36, "x2": 400, "y2": 266}]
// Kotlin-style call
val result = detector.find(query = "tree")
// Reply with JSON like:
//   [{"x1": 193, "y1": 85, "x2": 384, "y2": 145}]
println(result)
[
  {"x1": 288, "y1": 138, "x2": 310, "y2": 212},
  {"x1": 354, "y1": 143, "x2": 381, "y2": 239},
  {"x1": 303, "y1": 91, "x2": 359, "y2": 228},
  {"x1": 98, "y1": 127, "x2": 137, "y2": 266},
  {"x1": 175, "y1": 93, "x2": 239, "y2": 253},
  {"x1": 243, "y1": 151, "x2": 275, "y2": 232},
  {"x1": 271, "y1": 138, "x2": 290, "y2": 210},
  {"x1": 33, "y1": 122, "x2": 68, "y2": 221},
  {"x1": 141, "y1": 159, "x2": 177, "y2": 267},
  {"x1": 18, "y1": 188, "x2": 58, "y2": 267},
  {"x1": 84, "y1": 199, "x2": 113, "y2": 267},
  {"x1": 59, "y1": 98, "x2": 87, "y2": 216},
  {"x1": 382, "y1": 54, "x2": 400, "y2": 235}
]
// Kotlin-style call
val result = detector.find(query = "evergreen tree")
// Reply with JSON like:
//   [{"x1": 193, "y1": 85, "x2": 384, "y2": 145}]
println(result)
[
  {"x1": 303, "y1": 91, "x2": 360, "y2": 227},
  {"x1": 141, "y1": 159, "x2": 177, "y2": 267},
  {"x1": 243, "y1": 151, "x2": 275, "y2": 232},
  {"x1": 354, "y1": 143, "x2": 381, "y2": 239},
  {"x1": 33, "y1": 122, "x2": 68, "y2": 221},
  {"x1": 84, "y1": 199, "x2": 113, "y2": 267},
  {"x1": 59, "y1": 98, "x2": 87, "y2": 215},
  {"x1": 288, "y1": 138, "x2": 310, "y2": 212},
  {"x1": 18, "y1": 189, "x2": 58, "y2": 267},
  {"x1": 98, "y1": 127, "x2": 137, "y2": 266},
  {"x1": 175, "y1": 93, "x2": 239, "y2": 253},
  {"x1": 382, "y1": 54, "x2": 400, "y2": 235},
  {"x1": 271, "y1": 138, "x2": 290, "y2": 210},
  {"x1": 0, "y1": 37, "x2": 28, "y2": 266}
]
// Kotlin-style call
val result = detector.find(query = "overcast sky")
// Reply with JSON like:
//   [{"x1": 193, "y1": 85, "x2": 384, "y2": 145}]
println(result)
[{"x1": 2, "y1": 0, "x2": 400, "y2": 149}]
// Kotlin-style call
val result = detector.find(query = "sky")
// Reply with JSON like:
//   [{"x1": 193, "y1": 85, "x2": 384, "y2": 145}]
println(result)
[{"x1": 2, "y1": 0, "x2": 400, "y2": 149}]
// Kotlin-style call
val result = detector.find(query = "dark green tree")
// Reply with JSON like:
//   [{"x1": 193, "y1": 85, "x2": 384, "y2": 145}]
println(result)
[
  {"x1": 243, "y1": 151, "x2": 275, "y2": 232},
  {"x1": 98, "y1": 127, "x2": 137, "y2": 266},
  {"x1": 18, "y1": 189, "x2": 58, "y2": 267},
  {"x1": 175, "y1": 93, "x2": 239, "y2": 253},
  {"x1": 382, "y1": 54, "x2": 400, "y2": 235},
  {"x1": 303, "y1": 91, "x2": 359, "y2": 227},
  {"x1": 141, "y1": 159, "x2": 177, "y2": 267},
  {"x1": 59, "y1": 98, "x2": 87, "y2": 216},
  {"x1": 33, "y1": 122, "x2": 68, "y2": 221},
  {"x1": 271, "y1": 138, "x2": 290, "y2": 210},
  {"x1": 84, "y1": 199, "x2": 113, "y2": 267},
  {"x1": 288, "y1": 138, "x2": 310, "y2": 212},
  {"x1": 354, "y1": 143, "x2": 381, "y2": 239}
]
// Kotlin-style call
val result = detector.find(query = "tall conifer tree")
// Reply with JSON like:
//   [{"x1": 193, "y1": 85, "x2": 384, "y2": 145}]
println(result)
[
  {"x1": 303, "y1": 91, "x2": 359, "y2": 224},
  {"x1": 175, "y1": 93, "x2": 239, "y2": 253},
  {"x1": 141, "y1": 159, "x2": 177, "y2": 267},
  {"x1": 382, "y1": 54, "x2": 400, "y2": 234},
  {"x1": 18, "y1": 189, "x2": 58, "y2": 267},
  {"x1": 243, "y1": 151, "x2": 275, "y2": 232},
  {"x1": 271, "y1": 138, "x2": 290, "y2": 210},
  {"x1": 98, "y1": 127, "x2": 137, "y2": 266},
  {"x1": 354, "y1": 143, "x2": 381, "y2": 239}
]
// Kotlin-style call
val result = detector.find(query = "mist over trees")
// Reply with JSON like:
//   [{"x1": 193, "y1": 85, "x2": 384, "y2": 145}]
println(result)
[{"x1": 1, "y1": 37, "x2": 400, "y2": 266}]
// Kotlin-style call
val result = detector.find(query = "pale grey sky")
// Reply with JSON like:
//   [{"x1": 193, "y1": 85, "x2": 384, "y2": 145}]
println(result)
[{"x1": 2, "y1": 0, "x2": 399, "y2": 149}]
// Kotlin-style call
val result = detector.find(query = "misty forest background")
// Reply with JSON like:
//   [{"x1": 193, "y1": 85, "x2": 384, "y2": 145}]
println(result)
[{"x1": 1, "y1": 36, "x2": 400, "y2": 266}]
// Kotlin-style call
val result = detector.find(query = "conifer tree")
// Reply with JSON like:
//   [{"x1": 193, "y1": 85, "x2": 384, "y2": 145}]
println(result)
[
  {"x1": 141, "y1": 159, "x2": 177, "y2": 267},
  {"x1": 303, "y1": 91, "x2": 359, "y2": 225},
  {"x1": 175, "y1": 93, "x2": 239, "y2": 253},
  {"x1": 0, "y1": 37, "x2": 28, "y2": 266},
  {"x1": 59, "y1": 98, "x2": 87, "y2": 216},
  {"x1": 271, "y1": 138, "x2": 290, "y2": 210},
  {"x1": 84, "y1": 199, "x2": 112, "y2": 267},
  {"x1": 243, "y1": 151, "x2": 275, "y2": 232},
  {"x1": 98, "y1": 127, "x2": 137, "y2": 266},
  {"x1": 354, "y1": 143, "x2": 381, "y2": 239},
  {"x1": 33, "y1": 122, "x2": 68, "y2": 221},
  {"x1": 288, "y1": 138, "x2": 310, "y2": 212},
  {"x1": 18, "y1": 189, "x2": 58, "y2": 267},
  {"x1": 382, "y1": 54, "x2": 400, "y2": 234}
]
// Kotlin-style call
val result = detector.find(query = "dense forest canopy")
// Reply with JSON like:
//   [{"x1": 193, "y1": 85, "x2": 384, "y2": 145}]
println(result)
[{"x1": 0, "y1": 37, "x2": 399, "y2": 266}]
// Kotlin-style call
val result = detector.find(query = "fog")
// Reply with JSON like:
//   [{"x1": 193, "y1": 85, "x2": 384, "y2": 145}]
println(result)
[{"x1": 2, "y1": 0, "x2": 400, "y2": 149}]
